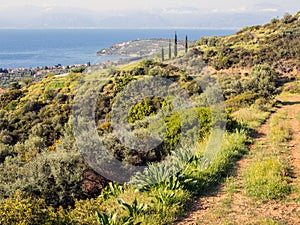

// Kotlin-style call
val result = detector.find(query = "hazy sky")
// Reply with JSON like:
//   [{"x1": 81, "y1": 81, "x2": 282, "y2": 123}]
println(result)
[
  {"x1": 1, "y1": 0, "x2": 299, "y2": 13},
  {"x1": 0, "y1": 1, "x2": 299, "y2": 28}
]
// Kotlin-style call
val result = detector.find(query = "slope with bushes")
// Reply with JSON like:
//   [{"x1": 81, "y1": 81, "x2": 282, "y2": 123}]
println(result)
[
  {"x1": 194, "y1": 12, "x2": 300, "y2": 71},
  {"x1": 0, "y1": 11, "x2": 299, "y2": 225}
]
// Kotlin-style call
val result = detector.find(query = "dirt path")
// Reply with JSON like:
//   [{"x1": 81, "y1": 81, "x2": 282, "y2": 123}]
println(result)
[{"x1": 176, "y1": 94, "x2": 300, "y2": 225}]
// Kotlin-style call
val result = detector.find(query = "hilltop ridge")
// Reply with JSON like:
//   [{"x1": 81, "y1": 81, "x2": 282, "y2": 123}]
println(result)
[{"x1": 193, "y1": 11, "x2": 300, "y2": 72}]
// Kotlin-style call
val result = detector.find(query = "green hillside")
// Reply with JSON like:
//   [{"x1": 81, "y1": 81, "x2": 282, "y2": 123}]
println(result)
[
  {"x1": 0, "y1": 12, "x2": 299, "y2": 225},
  {"x1": 194, "y1": 11, "x2": 300, "y2": 70}
]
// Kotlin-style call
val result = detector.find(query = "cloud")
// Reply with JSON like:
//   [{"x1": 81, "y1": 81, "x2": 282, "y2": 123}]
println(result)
[
  {"x1": 254, "y1": 2, "x2": 279, "y2": 9},
  {"x1": 161, "y1": 7, "x2": 200, "y2": 15},
  {"x1": 254, "y1": 3, "x2": 280, "y2": 12},
  {"x1": 259, "y1": 8, "x2": 279, "y2": 12},
  {"x1": 211, "y1": 7, "x2": 248, "y2": 13}
]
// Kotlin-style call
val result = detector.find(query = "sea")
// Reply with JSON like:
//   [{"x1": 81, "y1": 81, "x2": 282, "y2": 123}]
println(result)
[{"x1": 0, "y1": 29, "x2": 236, "y2": 69}]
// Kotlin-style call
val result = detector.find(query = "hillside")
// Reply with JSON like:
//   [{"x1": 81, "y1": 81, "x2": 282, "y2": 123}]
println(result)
[
  {"x1": 0, "y1": 11, "x2": 300, "y2": 225},
  {"x1": 193, "y1": 12, "x2": 300, "y2": 71}
]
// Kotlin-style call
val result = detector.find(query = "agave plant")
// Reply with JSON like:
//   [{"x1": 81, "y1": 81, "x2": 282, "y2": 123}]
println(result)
[
  {"x1": 96, "y1": 210, "x2": 118, "y2": 225},
  {"x1": 101, "y1": 182, "x2": 124, "y2": 200}
]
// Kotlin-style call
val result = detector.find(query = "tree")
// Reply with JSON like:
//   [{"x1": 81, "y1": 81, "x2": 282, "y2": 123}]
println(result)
[
  {"x1": 161, "y1": 47, "x2": 164, "y2": 62},
  {"x1": 174, "y1": 32, "x2": 178, "y2": 57},
  {"x1": 22, "y1": 77, "x2": 33, "y2": 86},
  {"x1": 10, "y1": 82, "x2": 21, "y2": 90},
  {"x1": 185, "y1": 35, "x2": 188, "y2": 53},
  {"x1": 169, "y1": 39, "x2": 172, "y2": 60}
]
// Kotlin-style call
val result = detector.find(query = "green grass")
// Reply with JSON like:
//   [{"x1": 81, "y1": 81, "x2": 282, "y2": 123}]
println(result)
[
  {"x1": 232, "y1": 107, "x2": 270, "y2": 129},
  {"x1": 268, "y1": 112, "x2": 291, "y2": 144},
  {"x1": 243, "y1": 110, "x2": 292, "y2": 202},
  {"x1": 119, "y1": 61, "x2": 141, "y2": 71},
  {"x1": 255, "y1": 218, "x2": 283, "y2": 225},
  {"x1": 243, "y1": 156, "x2": 291, "y2": 201}
]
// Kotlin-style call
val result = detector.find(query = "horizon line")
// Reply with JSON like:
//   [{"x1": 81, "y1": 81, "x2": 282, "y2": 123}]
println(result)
[{"x1": 0, "y1": 26, "x2": 241, "y2": 30}]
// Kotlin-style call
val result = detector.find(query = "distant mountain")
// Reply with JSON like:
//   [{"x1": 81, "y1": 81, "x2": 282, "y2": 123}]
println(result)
[
  {"x1": 0, "y1": 5, "x2": 293, "y2": 29},
  {"x1": 98, "y1": 13, "x2": 168, "y2": 28}
]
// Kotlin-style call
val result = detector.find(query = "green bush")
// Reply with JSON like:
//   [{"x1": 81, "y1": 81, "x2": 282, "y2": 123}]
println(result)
[
  {"x1": 128, "y1": 97, "x2": 164, "y2": 123},
  {"x1": 0, "y1": 89, "x2": 23, "y2": 108},
  {"x1": 148, "y1": 66, "x2": 169, "y2": 77},
  {"x1": 71, "y1": 66, "x2": 86, "y2": 73},
  {"x1": 0, "y1": 131, "x2": 92, "y2": 208},
  {"x1": 20, "y1": 150, "x2": 88, "y2": 208},
  {"x1": 246, "y1": 64, "x2": 277, "y2": 98},
  {"x1": 226, "y1": 93, "x2": 258, "y2": 110},
  {"x1": 0, "y1": 143, "x2": 13, "y2": 163},
  {"x1": 0, "y1": 190, "x2": 56, "y2": 225}
]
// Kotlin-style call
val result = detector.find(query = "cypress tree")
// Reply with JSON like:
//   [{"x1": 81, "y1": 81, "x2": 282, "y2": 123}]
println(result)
[
  {"x1": 174, "y1": 32, "x2": 178, "y2": 57},
  {"x1": 185, "y1": 35, "x2": 188, "y2": 53},
  {"x1": 169, "y1": 39, "x2": 172, "y2": 60},
  {"x1": 161, "y1": 47, "x2": 164, "y2": 62}
]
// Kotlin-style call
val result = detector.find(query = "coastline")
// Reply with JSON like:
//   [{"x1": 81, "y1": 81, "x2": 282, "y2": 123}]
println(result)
[
  {"x1": 0, "y1": 27, "x2": 235, "y2": 89},
  {"x1": 0, "y1": 63, "x2": 89, "y2": 89},
  {"x1": 0, "y1": 38, "x2": 177, "y2": 88}
]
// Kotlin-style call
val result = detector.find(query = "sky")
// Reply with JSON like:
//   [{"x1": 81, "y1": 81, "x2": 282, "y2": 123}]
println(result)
[
  {"x1": 1, "y1": 0, "x2": 299, "y2": 12},
  {"x1": 0, "y1": 0, "x2": 299, "y2": 28}
]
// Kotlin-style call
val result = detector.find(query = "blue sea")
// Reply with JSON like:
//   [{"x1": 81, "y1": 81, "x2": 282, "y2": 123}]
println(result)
[{"x1": 0, "y1": 29, "x2": 236, "y2": 69}]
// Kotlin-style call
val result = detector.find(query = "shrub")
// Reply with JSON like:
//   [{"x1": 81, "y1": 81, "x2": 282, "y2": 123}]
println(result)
[
  {"x1": 128, "y1": 97, "x2": 164, "y2": 123},
  {"x1": 0, "y1": 89, "x2": 23, "y2": 108},
  {"x1": 226, "y1": 93, "x2": 258, "y2": 110},
  {"x1": 246, "y1": 64, "x2": 277, "y2": 98},
  {"x1": 0, "y1": 190, "x2": 56, "y2": 225},
  {"x1": 0, "y1": 137, "x2": 91, "y2": 208},
  {"x1": 71, "y1": 66, "x2": 86, "y2": 73},
  {"x1": 283, "y1": 13, "x2": 295, "y2": 24},
  {"x1": 130, "y1": 67, "x2": 145, "y2": 76},
  {"x1": 20, "y1": 150, "x2": 88, "y2": 208},
  {"x1": 22, "y1": 100, "x2": 44, "y2": 113},
  {"x1": 148, "y1": 66, "x2": 169, "y2": 77},
  {"x1": 0, "y1": 143, "x2": 13, "y2": 163}
]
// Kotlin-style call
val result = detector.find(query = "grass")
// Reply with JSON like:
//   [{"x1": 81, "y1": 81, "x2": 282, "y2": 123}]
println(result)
[
  {"x1": 269, "y1": 126, "x2": 291, "y2": 144},
  {"x1": 119, "y1": 61, "x2": 141, "y2": 71},
  {"x1": 243, "y1": 156, "x2": 291, "y2": 201},
  {"x1": 255, "y1": 218, "x2": 283, "y2": 225},
  {"x1": 183, "y1": 130, "x2": 248, "y2": 195},
  {"x1": 296, "y1": 109, "x2": 300, "y2": 121},
  {"x1": 224, "y1": 177, "x2": 240, "y2": 194},
  {"x1": 231, "y1": 107, "x2": 270, "y2": 129},
  {"x1": 283, "y1": 81, "x2": 300, "y2": 94},
  {"x1": 243, "y1": 109, "x2": 292, "y2": 202}
]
